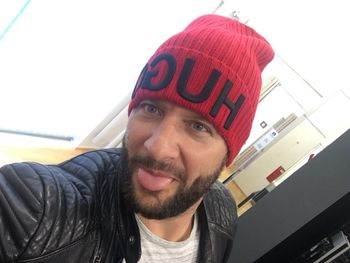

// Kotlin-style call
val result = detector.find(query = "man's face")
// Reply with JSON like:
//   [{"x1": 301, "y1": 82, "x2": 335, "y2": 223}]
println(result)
[{"x1": 122, "y1": 99, "x2": 228, "y2": 219}]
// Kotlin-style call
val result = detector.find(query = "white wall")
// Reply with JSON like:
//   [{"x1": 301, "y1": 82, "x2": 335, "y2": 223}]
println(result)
[{"x1": 221, "y1": 0, "x2": 350, "y2": 195}]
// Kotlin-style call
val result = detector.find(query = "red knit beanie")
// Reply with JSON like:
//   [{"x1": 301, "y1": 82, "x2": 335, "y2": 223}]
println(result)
[{"x1": 128, "y1": 14, "x2": 275, "y2": 166}]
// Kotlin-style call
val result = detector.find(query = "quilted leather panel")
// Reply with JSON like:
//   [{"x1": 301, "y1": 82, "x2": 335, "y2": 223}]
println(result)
[{"x1": 0, "y1": 149, "x2": 122, "y2": 262}]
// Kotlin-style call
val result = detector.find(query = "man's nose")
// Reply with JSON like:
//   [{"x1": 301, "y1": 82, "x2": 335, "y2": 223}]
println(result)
[{"x1": 144, "y1": 121, "x2": 180, "y2": 161}]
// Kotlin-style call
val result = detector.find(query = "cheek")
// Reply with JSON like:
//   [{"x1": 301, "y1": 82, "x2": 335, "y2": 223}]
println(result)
[
  {"x1": 125, "y1": 119, "x2": 141, "y2": 153},
  {"x1": 125, "y1": 115, "x2": 151, "y2": 154},
  {"x1": 183, "y1": 145, "x2": 226, "y2": 181}
]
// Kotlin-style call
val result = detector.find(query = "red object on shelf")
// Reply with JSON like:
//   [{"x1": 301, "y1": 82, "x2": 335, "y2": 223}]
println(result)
[
  {"x1": 266, "y1": 166, "x2": 286, "y2": 183},
  {"x1": 308, "y1": 154, "x2": 315, "y2": 161}
]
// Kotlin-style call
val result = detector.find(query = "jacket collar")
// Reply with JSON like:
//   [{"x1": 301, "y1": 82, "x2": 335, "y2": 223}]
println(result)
[
  {"x1": 203, "y1": 181, "x2": 237, "y2": 239},
  {"x1": 197, "y1": 181, "x2": 238, "y2": 263}
]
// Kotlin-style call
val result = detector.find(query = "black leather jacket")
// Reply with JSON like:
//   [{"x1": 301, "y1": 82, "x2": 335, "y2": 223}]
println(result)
[{"x1": 0, "y1": 148, "x2": 237, "y2": 263}]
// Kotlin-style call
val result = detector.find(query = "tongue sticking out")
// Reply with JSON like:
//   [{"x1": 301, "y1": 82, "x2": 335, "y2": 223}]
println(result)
[{"x1": 137, "y1": 168, "x2": 174, "y2": 191}]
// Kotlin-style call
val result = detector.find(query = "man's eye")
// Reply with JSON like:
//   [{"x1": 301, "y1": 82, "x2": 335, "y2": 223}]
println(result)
[
  {"x1": 143, "y1": 103, "x2": 160, "y2": 114},
  {"x1": 191, "y1": 122, "x2": 209, "y2": 133}
]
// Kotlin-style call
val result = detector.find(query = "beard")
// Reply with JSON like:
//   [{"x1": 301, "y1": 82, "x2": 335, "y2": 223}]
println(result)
[{"x1": 120, "y1": 145, "x2": 226, "y2": 220}]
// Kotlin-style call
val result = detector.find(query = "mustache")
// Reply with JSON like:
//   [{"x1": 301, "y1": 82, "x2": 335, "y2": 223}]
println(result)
[{"x1": 128, "y1": 155, "x2": 185, "y2": 182}]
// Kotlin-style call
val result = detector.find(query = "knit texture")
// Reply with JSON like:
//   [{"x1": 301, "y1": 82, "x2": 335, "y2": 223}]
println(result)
[{"x1": 129, "y1": 14, "x2": 275, "y2": 165}]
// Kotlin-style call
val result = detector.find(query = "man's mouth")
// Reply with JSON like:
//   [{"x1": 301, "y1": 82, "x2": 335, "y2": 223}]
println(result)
[{"x1": 137, "y1": 168, "x2": 175, "y2": 192}]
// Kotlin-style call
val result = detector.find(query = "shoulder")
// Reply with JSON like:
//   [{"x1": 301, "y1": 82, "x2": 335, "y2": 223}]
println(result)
[
  {"x1": 0, "y1": 148, "x2": 123, "y2": 199},
  {"x1": 58, "y1": 148, "x2": 123, "y2": 179},
  {"x1": 0, "y1": 148, "x2": 124, "y2": 207},
  {"x1": 203, "y1": 181, "x2": 238, "y2": 238}
]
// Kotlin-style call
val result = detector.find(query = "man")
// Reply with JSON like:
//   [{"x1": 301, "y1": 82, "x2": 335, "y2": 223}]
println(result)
[{"x1": 0, "y1": 14, "x2": 274, "y2": 263}]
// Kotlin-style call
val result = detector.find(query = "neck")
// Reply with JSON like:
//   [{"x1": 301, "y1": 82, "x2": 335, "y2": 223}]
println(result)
[{"x1": 137, "y1": 199, "x2": 202, "y2": 242}]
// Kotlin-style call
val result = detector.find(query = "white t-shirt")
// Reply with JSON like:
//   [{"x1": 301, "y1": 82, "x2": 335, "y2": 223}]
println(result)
[{"x1": 123, "y1": 214, "x2": 200, "y2": 263}]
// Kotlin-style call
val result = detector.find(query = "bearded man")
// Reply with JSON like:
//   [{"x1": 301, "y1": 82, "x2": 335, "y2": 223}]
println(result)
[{"x1": 0, "y1": 14, "x2": 274, "y2": 263}]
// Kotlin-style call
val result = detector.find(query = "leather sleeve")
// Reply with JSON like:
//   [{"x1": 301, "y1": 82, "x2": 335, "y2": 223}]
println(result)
[
  {"x1": 0, "y1": 162, "x2": 46, "y2": 262},
  {"x1": 0, "y1": 157, "x2": 97, "y2": 262},
  {"x1": 0, "y1": 160, "x2": 93, "y2": 263},
  {"x1": 0, "y1": 149, "x2": 122, "y2": 263}
]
